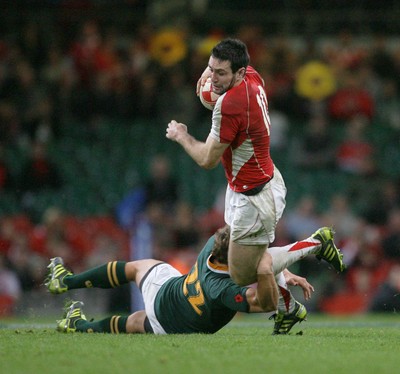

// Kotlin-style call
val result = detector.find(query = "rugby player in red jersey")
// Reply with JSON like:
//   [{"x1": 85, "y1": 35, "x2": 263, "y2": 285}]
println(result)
[{"x1": 166, "y1": 38, "x2": 344, "y2": 312}]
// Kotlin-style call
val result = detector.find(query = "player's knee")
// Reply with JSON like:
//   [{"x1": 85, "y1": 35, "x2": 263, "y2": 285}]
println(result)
[
  {"x1": 257, "y1": 252, "x2": 274, "y2": 274},
  {"x1": 126, "y1": 311, "x2": 146, "y2": 334}
]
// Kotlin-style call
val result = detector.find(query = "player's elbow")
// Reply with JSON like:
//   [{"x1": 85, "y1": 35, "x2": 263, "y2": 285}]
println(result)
[{"x1": 198, "y1": 158, "x2": 219, "y2": 169}]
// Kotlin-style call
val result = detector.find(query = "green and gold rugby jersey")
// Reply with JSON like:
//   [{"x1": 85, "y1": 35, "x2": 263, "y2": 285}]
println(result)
[{"x1": 154, "y1": 235, "x2": 250, "y2": 334}]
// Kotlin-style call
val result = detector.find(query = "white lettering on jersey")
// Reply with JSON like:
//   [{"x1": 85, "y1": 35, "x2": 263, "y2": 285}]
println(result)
[{"x1": 256, "y1": 85, "x2": 271, "y2": 135}]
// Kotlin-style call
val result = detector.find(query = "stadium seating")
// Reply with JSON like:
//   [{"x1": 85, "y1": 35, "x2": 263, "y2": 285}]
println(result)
[{"x1": 2, "y1": 118, "x2": 399, "y2": 219}]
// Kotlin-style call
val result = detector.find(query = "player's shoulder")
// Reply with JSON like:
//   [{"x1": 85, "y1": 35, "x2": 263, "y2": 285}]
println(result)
[
  {"x1": 245, "y1": 66, "x2": 265, "y2": 86},
  {"x1": 206, "y1": 269, "x2": 235, "y2": 299},
  {"x1": 217, "y1": 66, "x2": 263, "y2": 114},
  {"x1": 220, "y1": 84, "x2": 246, "y2": 114}
]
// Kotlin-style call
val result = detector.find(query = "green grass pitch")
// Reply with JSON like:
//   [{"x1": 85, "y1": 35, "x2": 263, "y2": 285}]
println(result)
[{"x1": 1, "y1": 313, "x2": 399, "y2": 374}]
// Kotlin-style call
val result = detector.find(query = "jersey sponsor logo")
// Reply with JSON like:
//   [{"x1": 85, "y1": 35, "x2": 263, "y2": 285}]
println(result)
[{"x1": 182, "y1": 262, "x2": 205, "y2": 315}]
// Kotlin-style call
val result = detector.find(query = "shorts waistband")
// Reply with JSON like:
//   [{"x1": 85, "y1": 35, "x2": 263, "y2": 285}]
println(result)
[{"x1": 241, "y1": 174, "x2": 274, "y2": 196}]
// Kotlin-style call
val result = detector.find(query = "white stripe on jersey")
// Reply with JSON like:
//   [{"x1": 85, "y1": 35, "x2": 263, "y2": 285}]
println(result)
[{"x1": 231, "y1": 138, "x2": 254, "y2": 182}]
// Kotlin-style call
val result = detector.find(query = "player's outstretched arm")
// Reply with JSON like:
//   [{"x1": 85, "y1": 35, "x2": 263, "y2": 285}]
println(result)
[
  {"x1": 166, "y1": 120, "x2": 228, "y2": 169},
  {"x1": 245, "y1": 270, "x2": 314, "y2": 313},
  {"x1": 283, "y1": 269, "x2": 314, "y2": 301}
]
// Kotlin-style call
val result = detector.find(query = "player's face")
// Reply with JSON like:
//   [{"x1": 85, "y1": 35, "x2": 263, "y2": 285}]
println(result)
[{"x1": 208, "y1": 56, "x2": 245, "y2": 95}]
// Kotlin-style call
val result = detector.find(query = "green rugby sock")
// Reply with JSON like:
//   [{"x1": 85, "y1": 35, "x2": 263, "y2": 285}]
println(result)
[
  {"x1": 76, "y1": 316, "x2": 128, "y2": 334},
  {"x1": 64, "y1": 261, "x2": 128, "y2": 289}
]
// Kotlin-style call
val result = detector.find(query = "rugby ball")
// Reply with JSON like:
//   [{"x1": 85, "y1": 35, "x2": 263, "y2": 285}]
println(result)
[{"x1": 199, "y1": 77, "x2": 220, "y2": 110}]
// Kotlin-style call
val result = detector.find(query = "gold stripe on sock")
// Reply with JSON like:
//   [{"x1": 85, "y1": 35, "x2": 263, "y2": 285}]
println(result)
[
  {"x1": 107, "y1": 262, "x2": 116, "y2": 288},
  {"x1": 114, "y1": 316, "x2": 120, "y2": 334},
  {"x1": 110, "y1": 316, "x2": 115, "y2": 333},
  {"x1": 111, "y1": 261, "x2": 120, "y2": 287},
  {"x1": 110, "y1": 315, "x2": 120, "y2": 334}
]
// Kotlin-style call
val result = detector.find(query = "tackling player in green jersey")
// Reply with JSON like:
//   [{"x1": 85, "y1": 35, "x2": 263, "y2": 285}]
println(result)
[{"x1": 46, "y1": 225, "x2": 345, "y2": 335}]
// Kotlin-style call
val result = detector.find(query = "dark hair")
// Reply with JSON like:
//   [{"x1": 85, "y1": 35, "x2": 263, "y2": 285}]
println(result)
[
  {"x1": 211, "y1": 225, "x2": 230, "y2": 264},
  {"x1": 211, "y1": 38, "x2": 250, "y2": 73}
]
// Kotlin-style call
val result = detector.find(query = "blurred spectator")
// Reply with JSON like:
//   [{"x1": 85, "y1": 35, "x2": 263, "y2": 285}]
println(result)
[
  {"x1": 324, "y1": 28, "x2": 367, "y2": 73},
  {"x1": 89, "y1": 30, "x2": 137, "y2": 122},
  {"x1": 197, "y1": 185, "x2": 225, "y2": 240},
  {"x1": 7, "y1": 233, "x2": 45, "y2": 291},
  {"x1": 0, "y1": 143, "x2": 16, "y2": 192},
  {"x1": 116, "y1": 155, "x2": 180, "y2": 258},
  {"x1": 46, "y1": 236, "x2": 75, "y2": 266},
  {"x1": 328, "y1": 70, "x2": 375, "y2": 120},
  {"x1": 393, "y1": 46, "x2": 400, "y2": 94},
  {"x1": 144, "y1": 154, "x2": 179, "y2": 213},
  {"x1": 132, "y1": 68, "x2": 160, "y2": 120},
  {"x1": 19, "y1": 141, "x2": 63, "y2": 195},
  {"x1": 335, "y1": 115, "x2": 376, "y2": 175},
  {"x1": 268, "y1": 110, "x2": 289, "y2": 153},
  {"x1": 369, "y1": 35, "x2": 397, "y2": 81},
  {"x1": 346, "y1": 227, "x2": 388, "y2": 291},
  {"x1": 29, "y1": 207, "x2": 91, "y2": 266},
  {"x1": 290, "y1": 114, "x2": 335, "y2": 170},
  {"x1": 338, "y1": 218, "x2": 364, "y2": 267},
  {"x1": 170, "y1": 200, "x2": 200, "y2": 250},
  {"x1": 164, "y1": 201, "x2": 200, "y2": 274},
  {"x1": 270, "y1": 218, "x2": 292, "y2": 248},
  {"x1": 85, "y1": 233, "x2": 121, "y2": 268},
  {"x1": 321, "y1": 193, "x2": 358, "y2": 245},
  {"x1": 156, "y1": 65, "x2": 198, "y2": 125},
  {"x1": 69, "y1": 20, "x2": 103, "y2": 86},
  {"x1": 360, "y1": 179, "x2": 400, "y2": 226},
  {"x1": 284, "y1": 195, "x2": 322, "y2": 242},
  {"x1": 0, "y1": 101, "x2": 20, "y2": 146},
  {"x1": 115, "y1": 156, "x2": 179, "y2": 234},
  {"x1": 140, "y1": 201, "x2": 175, "y2": 260},
  {"x1": 127, "y1": 23, "x2": 153, "y2": 78},
  {"x1": 320, "y1": 222, "x2": 390, "y2": 314},
  {"x1": 41, "y1": 45, "x2": 74, "y2": 90},
  {"x1": 368, "y1": 264, "x2": 400, "y2": 312},
  {"x1": 375, "y1": 79, "x2": 400, "y2": 131},
  {"x1": 17, "y1": 22, "x2": 47, "y2": 71},
  {"x1": 29, "y1": 206, "x2": 66, "y2": 256},
  {"x1": 0, "y1": 217, "x2": 15, "y2": 255},
  {"x1": 5, "y1": 58, "x2": 54, "y2": 143},
  {"x1": 261, "y1": 39, "x2": 298, "y2": 116},
  {"x1": 282, "y1": 195, "x2": 323, "y2": 278},
  {"x1": 40, "y1": 44, "x2": 81, "y2": 124},
  {"x1": 0, "y1": 253, "x2": 22, "y2": 316},
  {"x1": 381, "y1": 208, "x2": 400, "y2": 261},
  {"x1": 356, "y1": 61, "x2": 382, "y2": 105}
]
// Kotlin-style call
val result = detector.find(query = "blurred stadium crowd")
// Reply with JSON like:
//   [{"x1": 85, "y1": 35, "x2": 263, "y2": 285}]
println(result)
[{"x1": 1, "y1": 1, "x2": 400, "y2": 316}]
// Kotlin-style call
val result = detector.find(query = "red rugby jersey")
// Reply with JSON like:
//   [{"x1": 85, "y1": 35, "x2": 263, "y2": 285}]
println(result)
[{"x1": 209, "y1": 66, "x2": 274, "y2": 193}]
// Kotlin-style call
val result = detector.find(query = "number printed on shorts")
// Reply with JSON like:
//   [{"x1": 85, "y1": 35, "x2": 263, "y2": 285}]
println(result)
[
  {"x1": 182, "y1": 262, "x2": 205, "y2": 315},
  {"x1": 256, "y1": 85, "x2": 271, "y2": 135}
]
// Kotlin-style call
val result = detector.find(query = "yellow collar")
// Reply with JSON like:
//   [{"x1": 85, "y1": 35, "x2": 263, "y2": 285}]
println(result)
[{"x1": 207, "y1": 255, "x2": 229, "y2": 274}]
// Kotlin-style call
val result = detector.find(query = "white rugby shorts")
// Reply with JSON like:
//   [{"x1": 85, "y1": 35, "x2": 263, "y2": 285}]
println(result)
[
  {"x1": 224, "y1": 166, "x2": 287, "y2": 245},
  {"x1": 141, "y1": 263, "x2": 182, "y2": 334}
]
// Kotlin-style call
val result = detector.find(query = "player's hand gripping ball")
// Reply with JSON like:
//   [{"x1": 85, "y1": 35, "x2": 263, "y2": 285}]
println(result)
[{"x1": 199, "y1": 77, "x2": 220, "y2": 110}]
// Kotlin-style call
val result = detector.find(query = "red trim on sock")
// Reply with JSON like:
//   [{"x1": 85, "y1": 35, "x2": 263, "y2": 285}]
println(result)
[
  {"x1": 279, "y1": 286, "x2": 291, "y2": 312},
  {"x1": 289, "y1": 240, "x2": 316, "y2": 252}
]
